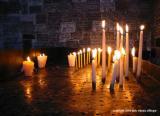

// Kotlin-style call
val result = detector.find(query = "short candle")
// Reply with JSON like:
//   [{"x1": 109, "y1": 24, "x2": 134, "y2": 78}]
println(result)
[
  {"x1": 22, "y1": 56, "x2": 34, "y2": 77},
  {"x1": 37, "y1": 53, "x2": 48, "y2": 68}
]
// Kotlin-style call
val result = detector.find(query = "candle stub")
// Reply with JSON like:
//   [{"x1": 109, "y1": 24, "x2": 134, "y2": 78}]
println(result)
[
  {"x1": 68, "y1": 53, "x2": 76, "y2": 67},
  {"x1": 37, "y1": 53, "x2": 48, "y2": 68}
]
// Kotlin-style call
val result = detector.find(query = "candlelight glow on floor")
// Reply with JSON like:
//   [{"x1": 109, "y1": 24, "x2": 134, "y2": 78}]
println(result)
[{"x1": 2, "y1": 66, "x2": 154, "y2": 115}]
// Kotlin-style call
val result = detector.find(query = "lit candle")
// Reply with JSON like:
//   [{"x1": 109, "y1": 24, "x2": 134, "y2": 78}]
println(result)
[
  {"x1": 68, "y1": 53, "x2": 72, "y2": 67},
  {"x1": 132, "y1": 47, "x2": 136, "y2": 73},
  {"x1": 125, "y1": 25, "x2": 129, "y2": 78},
  {"x1": 22, "y1": 57, "x2": 34, "y2": 76},
  {"x1": 119, "y1": 27, "x2": 124, "y2": 88},
  {"x1": 92, "y1": 49, "x2": 97, "y2": 90},
  {"x1": 78, "y1": 52, "x2": 80, "y2": 68},
  {"x1": 110, "y1": 50, "x2": 121, "y2": 91},
  {"x1": 137, "y1": 25, "x2": 145, "y2": 77},
  {"x1": 94, "y1": 48, "x2": 97, "y2": 67},
  {"x1": 120, "y1": 47, "x2": 125, "y2": 88},
  {"x1": 88, "y1": 48, "x2": 91, "y2": 64},
  {"x1": 102, "y1": 20, "x2": 107, "y2": 83},
  {"x1": 116, "y1": 23, "x2": 120, "y2": 50},
  {"x1": 37, "y1": 53, "x2": 48, "y2": 68},
  {"x1": 107, "y1": 46, "x2": 112, "y2": 70},
  {"x1": 80, "y1": 50, "x2": 83, "y2": 68},
  {"x1": 116, "y1": 23, "x2": 120, "y2": 80},
  {"x1": 73, "y1": 52, "x2": 77, "y2": 68},
  {"x1": 97, "y1": 48, "x2": 102, "y2": 65},
  {"x1": 87, "y1": 48, "x2": 90, "y2": 65},
  {"x1": 83, "y1": 48, "x2": 86, "y2": 66}
]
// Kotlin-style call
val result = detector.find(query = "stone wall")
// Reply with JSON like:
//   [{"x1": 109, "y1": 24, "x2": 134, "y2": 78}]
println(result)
[
  {"x1": 0, "y1": 0, "x2": 153, "y2": 50},
  {"x1": 153, "y1": 0, "x2": 160, "y2": 46}
]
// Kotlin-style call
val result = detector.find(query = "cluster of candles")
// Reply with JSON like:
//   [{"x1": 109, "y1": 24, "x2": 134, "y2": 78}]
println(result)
[
  {"x1": 68, "y1": 20, "x2": 145, "y2": 91},
  {"x1": 22, "y1": 53, "x2": 48, "y2": 77},
  {"x1": 68, "y1": 47, "x2": 102, "y2": 68}
]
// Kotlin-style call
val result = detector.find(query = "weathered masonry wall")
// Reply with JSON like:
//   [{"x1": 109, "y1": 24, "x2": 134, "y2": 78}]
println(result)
[{"x1": 0, "y1": 0, "x2": 153, "y2": 50}]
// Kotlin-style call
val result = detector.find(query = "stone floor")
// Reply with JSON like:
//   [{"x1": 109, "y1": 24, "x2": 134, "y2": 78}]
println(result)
[{"x1": 0, "y1": 65, "x2": 160, "y2": 116}]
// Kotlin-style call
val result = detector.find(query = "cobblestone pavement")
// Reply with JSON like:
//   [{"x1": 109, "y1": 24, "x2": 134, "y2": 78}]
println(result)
[{"x1": 0, "y1": 65, "x2": 160, "y2": 116}]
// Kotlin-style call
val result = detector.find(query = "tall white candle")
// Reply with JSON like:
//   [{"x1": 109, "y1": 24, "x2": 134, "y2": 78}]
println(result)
[
  {"x1": 125, "y1": 25, "x2": 129, "y2": 77},
  {"x1": 88, "y1": 48, "x2": 91, "y2": 64},
  {"x1": 110, "y1": 50, "x2": 121, "y2": 90},
  {"x1": 83, "y1": 48, "x2": 86, "y2": 66},
  {"x1": 102, "y1": 20, "x2": 106, "y2": 83},
  {"x1": 94, "y1": 48, "x2": 98, "y2": 67},
  {"x1": 119, "y1": 27, "x2": 124, "y2": 88},
  {"x1": 107, "y1": 46, "x2": 112, "y2": 70},
  {"x1": 132, "y1": 47, "x2": 136, "y2": 73},
  {"x1": 80, "y1": 50, "x2": 83, "y2": 68},
  {"x1": 120, "y1": 48, "x2": 125, "y2": 88},
  {"x1": 87, "y1": 48, "x2": 90, "y2": 65},
  {"x1": 73, "y1": 52, "x2": 77, "y2": 68},
  {"x1": 97, "y1": 48, "x2": 102, "y2": 65},
  {"x1": 78, "y1": 52, "x2": 80, "y2": 68},
  {"x1": 116, "y1": 23, "x2": 120, "y2": 50},
  {"x1": 92, "y1": 49, "x2": 97, "y2": 90},
  {"x1": 22, "y1": 57, "x2": 34, "y2": 76},
  {"x1": 116, "y1": 23, "x2": 120, "y2": 78},
  {"x1": 137, "y1": 25, "x2": 145, "y2": 77}
]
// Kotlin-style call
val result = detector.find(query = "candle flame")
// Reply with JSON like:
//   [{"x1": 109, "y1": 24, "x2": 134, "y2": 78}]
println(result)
[
  {"x1": 42, "y1": 53, "x2": 45, "y2": 56},
  {"x1": 107, "y1": 46, "x2": 112, "y2": 54},
  {"x1": 79, "y1": 50, "x2": 82, "y2": 54},
  {"x1": 102, "y1": 20, "x2": 105, "y2": 28},
  {"x1": 113, "y1": 54, "x2": 117, "y2": 62},
  {"x1": 132, "y1": 47, "x2": 135, "y2": 57},
  {"x1": 98, "y1": 48, "x2": 102, "y2": 52},
  {"x1": 126, "y1": 24, "x2": 129, "y2": 33},
  {"x1": 140, "y1": 25, "x2": 145, "y2": 30},
  {"x1": 92, "y1": 49, "x2": 97, "y2": 59},
  {"x1": 87, "y1": 47, "x2": 91, "y2": 52},
  {"x1": 73, "y1": 52, "x2": 76, "y2": 56},
  {"x1": 117, "y1": 23, "x2": 120, "y2": 31},
  {"x1": 83, "y1": 48, "x2": 85, "y2": 53},
  {"x1": 121, "y1": 48, "x2": 126, "y2": 55},
  {"x1": 113, "y1": 50, "x2": 121, "y2": 62},
  {"x1": 27, "y1": 56, "x2": 31, "y2": 62},
  {"x1": 120, "y1": 26, "x2": 123, "y2": 34},
  {"x1": 115, "y1": 50, "x2": 121, "y2": 60}
]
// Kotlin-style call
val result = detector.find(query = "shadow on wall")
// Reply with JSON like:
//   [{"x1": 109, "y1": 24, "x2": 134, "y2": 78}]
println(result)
[{"x1": 0, "y1": 47, "x2": 77, "y2": 80}]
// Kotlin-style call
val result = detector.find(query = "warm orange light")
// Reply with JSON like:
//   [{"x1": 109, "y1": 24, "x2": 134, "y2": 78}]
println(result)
[
  {"x1": 40, "y1": 53, "x2": 45, "y2": 56},
  {"x1": 87, "y1": 47, "x2": 91, "y2": 52},
  {"x1": 132, "y1": 47, "x2": 135, "y2": 57},
  {"x1": 117, "y1": 23, "x2": 120, "y2": 31},
  {"x1": 83, "y1": 48, "x2": 85, "y2": 53},
  {"x1": 102, "y1": 20, "x2": 105, "y2": 28},
  {"x1": 79, "y1": 50, "x2": 82, "y2": 54},
  {"x1": 126, "y1": 24, "x2": 129, "y2": 33},
  {"x1": 107, "y1": 46, "x2": 112, "y2": 54},
  {"x1": 121, "y1": 48, "x2": 126, "y2": 55},
  {"x1": 73, "y1": 52, "x2": 76, "y2": 56},
  {"x1": 115, "y1": 50, "x2": 121, "y2": 60},
  {"x1": 120, "y1": 26, "x2": 123, "y2": 34},
  {"x1": 140, "y1": 25, "x2": 145, "y2": 31},
  {"x1": 113, "y1": 54, "x2": 117, "y2": 62},
  {"x1": 27, "y1": 56, "x2": 31, "y2": 62},
  {"x1": 92, "y1": 49, "x2": 97, "y2": 59},
  {"x1": 98, "y1": 48, "x2": 102, "y2": 52}
]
